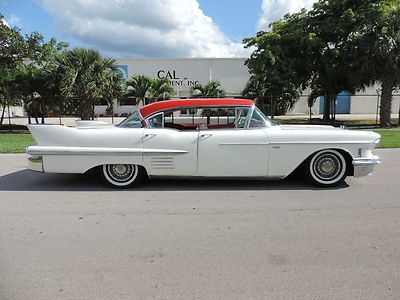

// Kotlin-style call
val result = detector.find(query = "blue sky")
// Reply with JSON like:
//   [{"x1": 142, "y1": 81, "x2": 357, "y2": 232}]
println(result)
[
  {"x1": 0, "y1": 0, "x2": 315, "y2": 57},
  {"x1": 1, "y1": 0, "x2": 64, "y2": 41},
  {"x1": 197, "y1": 0, "x2": 263, "y2": 42}
]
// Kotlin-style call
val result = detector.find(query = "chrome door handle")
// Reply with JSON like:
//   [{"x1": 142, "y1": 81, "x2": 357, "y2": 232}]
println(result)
[{"x1": 199, "y1": 134, "x2": 212, "y2": 140}]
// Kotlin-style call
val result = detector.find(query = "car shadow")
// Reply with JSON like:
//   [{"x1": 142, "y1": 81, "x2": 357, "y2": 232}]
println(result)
[{"x1": 0, "y1": 169, "x2": 349, "y2": 192}]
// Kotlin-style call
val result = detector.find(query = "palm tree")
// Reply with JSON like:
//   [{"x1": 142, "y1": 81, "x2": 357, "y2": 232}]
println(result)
[
  {"x1": 347, "y1": 3, "x2": 400, "y2": 127},
  {"x1": 190, "y1": 81, "x2": 226, "y2": 123},
  {"x1": 125, "y1": 75, "x2": 153, "y2": 106},
  {"x1": 150, "y1": 77, "x2": 175, "y2": 101},
  {"x1": 56, "y1": 48, "x2": 119, "y2": 120},
  {"x1": 242, "y1": 76, "x2": 268, "y2": 113},
  {"x1": 190, "y1": 80, "x2": 226, "y2": 98},
  {"x1": 102, "y1": 69, "x2": 124, "y2": 120}
]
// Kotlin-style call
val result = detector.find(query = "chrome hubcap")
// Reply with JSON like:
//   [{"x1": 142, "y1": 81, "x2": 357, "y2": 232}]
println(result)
[
  {"x1": 313, "y1": 154, "x2": 341, "y2": 181},
  {"x1": 107, "y1": 164, "x2": 135, "y2": 182},
  {"x1": 114, "y1": 164, "x2": 127, "y2": 175},
  {"x1": 321, "y1": 160, "x2": 335, "y2": 173}
]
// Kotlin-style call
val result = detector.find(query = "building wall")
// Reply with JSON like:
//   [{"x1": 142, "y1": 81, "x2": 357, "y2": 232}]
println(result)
[
  {"x1": 350, "y1": 85, "x2": 400, "y2": 114},
  {"x1": 288, "y1": 85, "x2": 400, "y2": 116},
  {"x1": 116, "y1": 57, "x2": 250, "y2": 97}
]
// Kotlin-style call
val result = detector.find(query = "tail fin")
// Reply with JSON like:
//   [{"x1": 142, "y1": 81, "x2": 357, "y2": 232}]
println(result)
[{"x1": 28, "y1": 125, "x2": 76, "y2": 146}]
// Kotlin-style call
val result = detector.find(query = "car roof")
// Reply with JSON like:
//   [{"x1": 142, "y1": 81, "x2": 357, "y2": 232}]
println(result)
[{"x1": 139, "y1": 98, "x2": 254, "y2": 118}]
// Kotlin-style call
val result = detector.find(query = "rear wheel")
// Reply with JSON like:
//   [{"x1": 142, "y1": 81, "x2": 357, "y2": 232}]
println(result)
[
  {"x1": 305, "y1": 150, "x2": 347, "y2": 187},
  {"x1": 102, "y1": 164, "x2": 145, "y2": 188}
]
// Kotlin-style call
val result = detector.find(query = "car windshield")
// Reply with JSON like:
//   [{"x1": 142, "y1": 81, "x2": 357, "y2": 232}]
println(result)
[{"x1": 117, "y1": 110, "x2": 143, "y2": 128}]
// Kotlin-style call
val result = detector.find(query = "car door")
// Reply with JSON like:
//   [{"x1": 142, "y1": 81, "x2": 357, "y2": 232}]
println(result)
[
  {"x1": 197, "y1": 107, "x2": 269, "y2": 177},
  {"x1": 142, "y1": 112, "x2": 199, "y2": 176}
]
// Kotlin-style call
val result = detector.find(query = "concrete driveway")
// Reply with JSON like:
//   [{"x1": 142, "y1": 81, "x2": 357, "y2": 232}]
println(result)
[{"x1": 0, "y1": 149, "x2": 399, "y2": 299}]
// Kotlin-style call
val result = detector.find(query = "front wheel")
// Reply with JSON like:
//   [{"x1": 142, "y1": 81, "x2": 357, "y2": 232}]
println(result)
[
  {"x1": 102, "y1": 164, "x2": 145, "y2": 188},
  {"x1": 305, "y1": 150, "x2": 347, "y2": 187}
]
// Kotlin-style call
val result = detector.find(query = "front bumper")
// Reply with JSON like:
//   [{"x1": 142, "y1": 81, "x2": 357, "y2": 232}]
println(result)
[
  {"x1": 352, "y1": 155, "x2": 380, "y2": 177},
  {"x1": 27, "y1": 154, "x2": 44, "y2": 172}
]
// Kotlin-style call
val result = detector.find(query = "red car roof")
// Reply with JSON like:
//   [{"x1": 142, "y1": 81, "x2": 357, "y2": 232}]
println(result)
[{"x1": 139, "y1": 98, "x2": 254, "y2": 118}]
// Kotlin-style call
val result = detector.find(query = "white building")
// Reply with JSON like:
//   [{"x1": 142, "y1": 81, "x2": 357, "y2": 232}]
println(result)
[
  {"x1": 99, "y1": 57, "x2": 400, "y2": 117},
  {"x1": 96, "y1": 57, "x2": 250, "y2": 116}
]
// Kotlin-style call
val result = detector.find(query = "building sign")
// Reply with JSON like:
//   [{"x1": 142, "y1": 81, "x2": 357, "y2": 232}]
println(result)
[
  {"x1": 116, "y1": 65, "x2": 128, "y2": 80},
  {"x1": 157, "y1": 69, "x2": 200, "y2": 87}
]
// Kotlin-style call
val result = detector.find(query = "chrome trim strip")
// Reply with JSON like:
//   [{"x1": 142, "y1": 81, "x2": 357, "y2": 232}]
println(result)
[
  {"x1": 27, "y1": 146, "x2": 188, "y2": 156},
  {"x1": 269, "y1": 141, "x2": 375, "y2": 145},
  {"x1": 219, "y1": 142, "x2": 269, "y2": 145},
  {"x1": 352, "y1": 156, "x2": 380, "y2": 166}
]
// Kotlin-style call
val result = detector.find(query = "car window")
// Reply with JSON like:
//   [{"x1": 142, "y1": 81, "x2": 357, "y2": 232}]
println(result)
[
  {"x1": 147, "y1": 113, "x2": 164, "y2": 128},
  {"x1": 117, "y1": 110, "x2": 143, "y2": 128},
  {"x1": 235, "y1": 107, "x2": 250, "y2": 129},
  {"x1": 249, "y1": 107, "x2": 268, "y2": 128},
  {"x1": 162, "y1": 107, "x2": 237, "y2": 131},
  {"x1": 146, "y1": 107, "x2": 254, "y2": 130}
]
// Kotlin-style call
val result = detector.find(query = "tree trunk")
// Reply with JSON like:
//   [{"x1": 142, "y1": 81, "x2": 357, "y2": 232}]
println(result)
[
  {"x1": 40, "y1": 101, "x2": 45, "y2": 124},
  {"x1": 82, "y1": 98, "x2": 93, "y2": 120},
  {"x1": 397, "y1": 99, "x2": 400, "y2": 127},
  {"x1": 7, "y1": 104, "x2": 12, "y2": 132},
  {"x1": 323, "y1": 92, "x2": 331, "y2": 121},
  {"x1": 380, "y1": 78, "x2": 394, "y2": 128},
  {"x1": 332, "y1": 96, "x2": 336, "y2": 121},
  {"x1": 268, "y1": 95, "x2": 275, "y2": 119},
  {"x1": 271, "y1": 97, "x2": 276, "y2": 119},
  {"x1": 0, "y1": 104, "x2": 5, "y2": 126},
  {"x1": 23, "y1": 98, "x2": 31, "y2": 125}
]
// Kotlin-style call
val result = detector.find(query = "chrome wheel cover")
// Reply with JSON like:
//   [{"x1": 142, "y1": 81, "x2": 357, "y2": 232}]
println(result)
[
  {"x1": 313, "y1": 154, "x2": 341, "y2": 181},
  {"x1": 309, "y1": 150, "x2": 346, "y2": 185},
  {"x1": 103, "y1": 164, "x2": 138, "y2": 186}
]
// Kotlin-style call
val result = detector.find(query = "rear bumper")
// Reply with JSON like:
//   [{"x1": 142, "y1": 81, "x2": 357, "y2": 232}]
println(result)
[
  {"x1": 27, "y1": 155, "x2": 44, "y2": 172},
  {"x1": 352, "y1": 155, "x2": 380, "y2": 177}
]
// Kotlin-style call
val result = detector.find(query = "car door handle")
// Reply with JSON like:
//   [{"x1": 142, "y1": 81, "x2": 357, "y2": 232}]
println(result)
[
  {"x1": 144, "y1": 133, "x2": 157, "y2": 138},
  {"x1": 199, "y1": 134, "x2": 212, "y2": 140}
]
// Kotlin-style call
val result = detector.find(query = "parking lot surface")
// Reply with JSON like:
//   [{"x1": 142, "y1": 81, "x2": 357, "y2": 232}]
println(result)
[{"x1": 0, "y1": 149, "x2": 399, "y2": 299}]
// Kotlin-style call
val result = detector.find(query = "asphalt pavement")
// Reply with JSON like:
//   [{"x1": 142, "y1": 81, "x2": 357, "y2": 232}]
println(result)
[{"x1": 0, "y1": 150, "x2": 399, "y2": 299}]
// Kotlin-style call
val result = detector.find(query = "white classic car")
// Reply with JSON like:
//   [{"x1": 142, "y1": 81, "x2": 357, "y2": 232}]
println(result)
[{"x1": 27, "y1": 99, "x2": 380, "y2": 188}]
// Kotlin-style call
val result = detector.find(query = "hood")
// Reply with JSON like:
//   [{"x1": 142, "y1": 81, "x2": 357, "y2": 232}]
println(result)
[{"x1": 269, "y1": 124, "x2": 381, "y2": 145}]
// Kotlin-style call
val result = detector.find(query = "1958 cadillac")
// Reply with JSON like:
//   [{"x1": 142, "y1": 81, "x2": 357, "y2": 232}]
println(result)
[{"x1": 27, "y1": 98, "x2": 380, "y2": 188}]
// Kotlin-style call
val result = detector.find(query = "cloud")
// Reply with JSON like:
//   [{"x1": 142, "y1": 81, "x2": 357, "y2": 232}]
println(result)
[
  {"x1": 257, "y1": 0, "x2": 316, "y2": 31},
  {"x1": 0, "y1": 18, "x2": 9, "y2": 27},
  {"x1": 37, "y1": 0, "x2": 251, "y2": 58},
  {"x1": 6, "y1": 14, "x2": 21, "y2": 28}
]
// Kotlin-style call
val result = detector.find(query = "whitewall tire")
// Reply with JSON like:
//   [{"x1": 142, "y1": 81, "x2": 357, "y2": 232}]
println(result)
[
  {"x1": 102, "y1": 164, "x2": 144, "y2": 188},
  {"x1": 305, "y1": 150, "x2": 347, "y2": 187}
]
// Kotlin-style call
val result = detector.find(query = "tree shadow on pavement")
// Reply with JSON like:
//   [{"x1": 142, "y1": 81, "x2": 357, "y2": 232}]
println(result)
[{"x1": 0, "y1": 169, "x2": 349, "y2": 192}]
